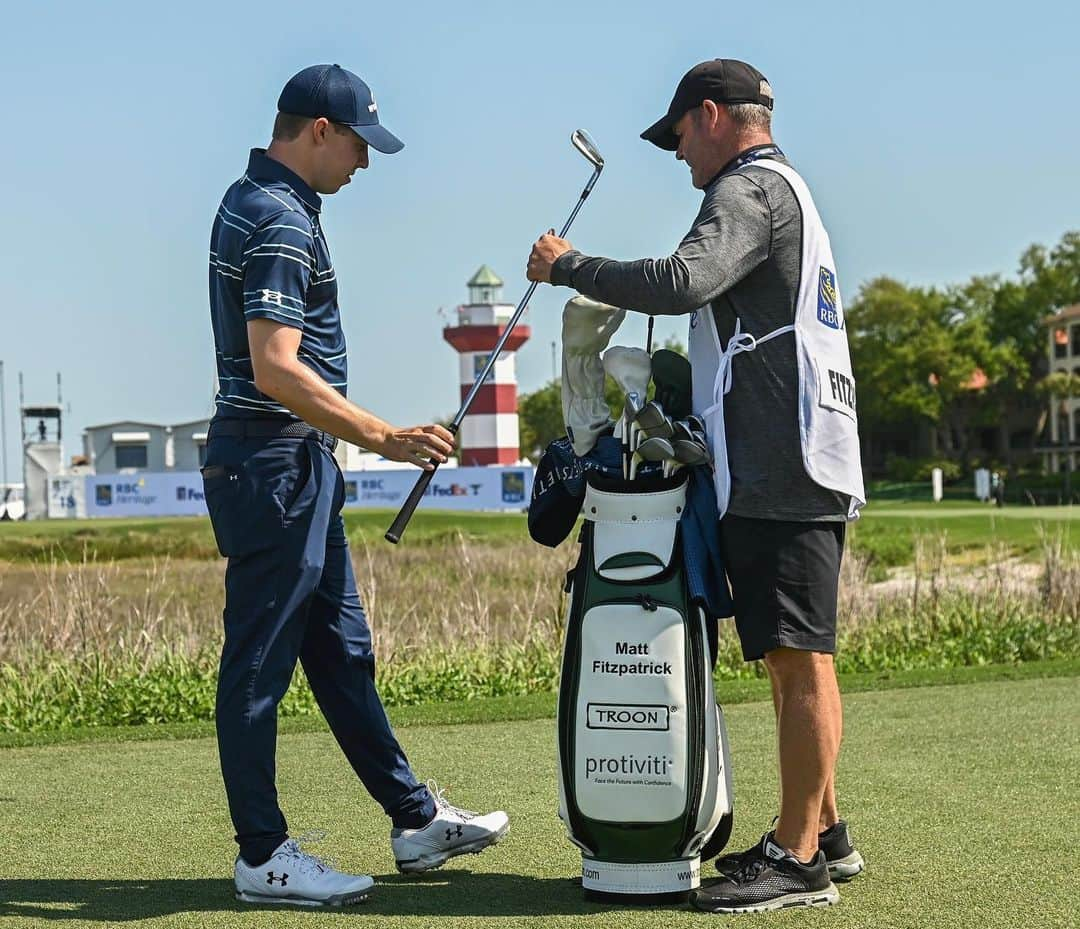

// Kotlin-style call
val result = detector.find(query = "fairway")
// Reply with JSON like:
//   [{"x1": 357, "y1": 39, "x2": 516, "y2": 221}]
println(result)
[{"x1": 1, "y1": 676, "x2": 1077, "y2": 928}]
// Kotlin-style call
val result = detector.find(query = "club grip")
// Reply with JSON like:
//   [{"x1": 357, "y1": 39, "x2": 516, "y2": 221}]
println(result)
[{"x1": 384, "y1": 465, "x2": 438, "y2": 544}]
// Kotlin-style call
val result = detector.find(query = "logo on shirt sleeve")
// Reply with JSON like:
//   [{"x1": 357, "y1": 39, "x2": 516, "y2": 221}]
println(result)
[{"x1": 817, "y1": 267, "x2": 841, "y2": 329}]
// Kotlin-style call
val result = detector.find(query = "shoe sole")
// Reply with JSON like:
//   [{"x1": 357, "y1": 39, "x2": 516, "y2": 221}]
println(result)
[
  {"x1": 395, "y1": 822, "x2": 510, "y2": 874},
  {"x1": 235, "y1": 888, "x2": 371, "y2": 907},
  {"x1": 828, "y1": 851, "x2": 865, "y2": 882},
  {"x1": 692, "y1": 884, "x2": 840, "y2": 914}
]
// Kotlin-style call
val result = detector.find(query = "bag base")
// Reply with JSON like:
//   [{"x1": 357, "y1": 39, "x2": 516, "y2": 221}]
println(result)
[{"x1": 580, "y1": 855, "x2": 701, "y2": 895}]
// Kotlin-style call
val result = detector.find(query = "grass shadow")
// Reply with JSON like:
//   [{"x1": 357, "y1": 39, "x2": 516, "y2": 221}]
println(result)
[{"x1": 0, "y1": 871, "x2": 630, "y2": 920}]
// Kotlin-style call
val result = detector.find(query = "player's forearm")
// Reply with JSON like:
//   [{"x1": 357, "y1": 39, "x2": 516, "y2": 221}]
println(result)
[{"x1": 254, "y1": 360, "x2": 393, "y2": 453}]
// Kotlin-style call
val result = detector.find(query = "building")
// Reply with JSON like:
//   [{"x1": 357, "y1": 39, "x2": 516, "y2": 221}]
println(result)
[
  {"x1": 442, "y1": 266, "x2": 530, "y2": 465},
  {"x1": 82, "y1": 419, "x2": 211, "y2": 473},
  {"x1": 170, "y1": 419, "x2": 211, "y2": 470},
  {"x1": 1044, "y1": 304, "x2": 1080, "y2": 473}
]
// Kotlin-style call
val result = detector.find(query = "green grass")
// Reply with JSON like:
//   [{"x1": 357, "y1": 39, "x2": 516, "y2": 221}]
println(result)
[
  {"x1": 0, "y1": 510, "x2": 532, "y2": 563},
  {"x1": 0, "y1": 674, "x2": 1076, "y2": 928},
  {"x1": 1, "y1": 659, "x2": 1075, "y2": 751},
  {"x1": 848, "y1": 502, "x2": 1078, "y2": 573},
  {"x1": 2, "y1": 503, "x2": 1076, "y2": 566}
]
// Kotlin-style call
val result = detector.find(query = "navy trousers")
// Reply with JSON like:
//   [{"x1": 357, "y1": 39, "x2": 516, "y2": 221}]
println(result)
[{"x1": 202, "y1": 432, "x2": 435, "y2": 864}]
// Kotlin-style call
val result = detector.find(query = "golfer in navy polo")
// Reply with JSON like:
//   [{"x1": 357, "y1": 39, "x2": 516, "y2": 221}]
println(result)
[{"x1": 204, "y1": 64, "x2": 509, "y2": 907}]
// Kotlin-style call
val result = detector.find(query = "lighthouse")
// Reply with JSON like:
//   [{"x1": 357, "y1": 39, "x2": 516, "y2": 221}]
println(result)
[{"x1": 442, "y1": 266, "x2": 530, "y2": 465}]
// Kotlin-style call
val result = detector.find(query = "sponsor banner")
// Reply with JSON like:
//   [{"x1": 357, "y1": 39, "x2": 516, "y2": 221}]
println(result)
[
  {"x1": 340, "y1": 466, "x2": 530, "y2": 511},
  {"x1": 85, "y1": 473, "x2": 207, "y2": 517},
  {"x1": 47, "y1": 476, "x2": 86, "y2": 519},
  {"x1": 83, "y1": 466, "x2": 532, "y2": 518}
]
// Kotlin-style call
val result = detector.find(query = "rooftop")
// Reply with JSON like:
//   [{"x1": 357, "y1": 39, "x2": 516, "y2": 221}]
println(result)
[
  {"x1": 1045, "y1": 304, "x2": 1080, "y2": 326},
  {"x1": 467, "y1": 265, "x2": 503, "y2": 288}
]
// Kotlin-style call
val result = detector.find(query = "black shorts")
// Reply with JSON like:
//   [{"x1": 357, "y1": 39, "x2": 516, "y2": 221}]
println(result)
[{"x1": 719, "y1": 514, "x2": 845, "y2": 661}]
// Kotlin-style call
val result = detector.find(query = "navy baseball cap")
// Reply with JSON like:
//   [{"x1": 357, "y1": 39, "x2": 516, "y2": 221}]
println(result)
[
  {"x1": 641, "y1": 59, "x2": 774, "y2": 151},
  {"x1": 278, "y1": 64, "x2": 404, "y2": 154}
]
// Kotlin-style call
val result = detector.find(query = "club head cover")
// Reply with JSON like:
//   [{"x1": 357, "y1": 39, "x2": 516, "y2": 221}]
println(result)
[
  {"x1": 561, "y1": 297, "x2": 627, "y2": 456},
  {"x1": 651, "y1": 348, "x2": 693, "y2": 420}
]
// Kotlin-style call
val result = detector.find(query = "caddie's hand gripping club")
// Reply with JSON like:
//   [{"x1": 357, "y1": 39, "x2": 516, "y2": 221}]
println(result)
[{"x1": 385, "y1": 130, "x2": 605, "y2": 544}]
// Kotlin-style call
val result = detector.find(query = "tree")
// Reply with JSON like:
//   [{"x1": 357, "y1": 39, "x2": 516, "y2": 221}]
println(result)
[
  {"x1": 846, "y1": 277, "x2": 1002, "y2": 464},
  {"x1": 980, "y1": 232, "x2": 1080, "y2": 464},
  {"x1": 518, "y1": 379, "x2": 564, "y2": 459}
]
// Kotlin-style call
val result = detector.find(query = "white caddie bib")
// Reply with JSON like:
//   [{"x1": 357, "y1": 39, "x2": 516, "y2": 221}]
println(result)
[{"x1": 688, "y1": 160, "x2": 866, "y2": 521}]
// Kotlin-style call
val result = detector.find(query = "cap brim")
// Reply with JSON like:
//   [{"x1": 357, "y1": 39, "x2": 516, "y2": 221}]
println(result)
[
  {"x1": 347, "y1": 122, "x2": 404, "y2": 154},
  {"x1": 640, "y1": 113, "x2": 679, "y2": 152}
]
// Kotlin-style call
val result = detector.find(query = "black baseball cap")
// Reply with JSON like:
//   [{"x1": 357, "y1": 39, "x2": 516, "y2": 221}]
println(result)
[
  {"x1": 641, "y1": 59, "x2": 774, "y2": 151},
  {"x1": 278, "y1": 64, "x2": 404, "y2": 154}
]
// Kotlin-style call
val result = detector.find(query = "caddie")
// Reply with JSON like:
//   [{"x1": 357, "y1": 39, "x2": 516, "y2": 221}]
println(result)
[
  {"x1": 204, "y1": 63, "x2": 508, "y2": 907},
  {"x1": 527, "y1": 58, "x2": 866, "y2": 914}
]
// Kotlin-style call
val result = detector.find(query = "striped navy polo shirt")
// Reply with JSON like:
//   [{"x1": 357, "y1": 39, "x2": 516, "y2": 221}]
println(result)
[{"x1": 208, "y1": 149, "x2": 346, "y2": 420}]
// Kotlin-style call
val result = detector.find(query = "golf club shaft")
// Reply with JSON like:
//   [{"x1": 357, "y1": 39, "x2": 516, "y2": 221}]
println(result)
[{"x1": 385, "y1": 165, "x2": 602, "y2": 544}]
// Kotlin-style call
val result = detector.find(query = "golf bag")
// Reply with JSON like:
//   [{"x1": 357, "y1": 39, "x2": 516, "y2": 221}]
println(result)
[{"x1": 556, "y1": 471, "x2": 734, "y2": 897}]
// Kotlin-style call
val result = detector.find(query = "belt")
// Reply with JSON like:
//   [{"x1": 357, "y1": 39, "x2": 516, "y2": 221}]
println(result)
[{"x1": 209, "y1": 419, "x2": 339, "y2": 451}]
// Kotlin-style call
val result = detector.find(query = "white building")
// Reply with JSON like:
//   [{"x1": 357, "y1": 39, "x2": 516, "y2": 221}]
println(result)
[
  {"x1": 82, "y1": 419, "x2": 211, "y2": 473},
  {"x1": 1045, "y1": 305, "x2": 1080, "y2": 473}
]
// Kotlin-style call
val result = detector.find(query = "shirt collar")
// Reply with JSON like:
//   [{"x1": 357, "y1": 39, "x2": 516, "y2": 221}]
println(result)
[
  {"x1": 245, "y1": 148, "x2": 322, "y2": 214},
  {"x1": 704, "y1": 143, "x2": 785, "y2": 190}
]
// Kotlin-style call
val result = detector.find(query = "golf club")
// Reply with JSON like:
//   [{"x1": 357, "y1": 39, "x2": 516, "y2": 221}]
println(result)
[
  {"x1": 634, "y1": 400, "x2": 675, "y2": 440},
  {"x1": 671, "y1": 419, "x2": 694, "y2": 443},
  {"x1": 604, "y1": 346, "x2": 651, "y2": 481},
  {"x1": 631, "y1": 436, "x2": 675, "y2": 480},
  {"x1": 386, "y1": 130, "x2": 605, "y2": 543},
  {"x1": 624, "y1": 392, "x2": 646, "y2": 471},
  {"x1": 666, "y1": 437, "x2": 710, "y2": 477}
]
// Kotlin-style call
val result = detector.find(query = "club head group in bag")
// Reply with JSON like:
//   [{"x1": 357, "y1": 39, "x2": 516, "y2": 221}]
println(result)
[{"x1": 599, "y1": 345, "x2": 711, "y2": 482}]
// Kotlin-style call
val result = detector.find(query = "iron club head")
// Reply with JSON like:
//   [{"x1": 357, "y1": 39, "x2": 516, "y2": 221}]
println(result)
[
  {"x1": 671, "y1": 420, "x2": 694, "y2": 443},
  {"x1": 571, "y1": 129, "x2": 604, "y2": 169},
  {"x1": 635, "y1": 401, "x2": 675, "y2": 440},
  {"x1": 631, "y1": 435, "x2": 675, "y2": 480},
  {"x1": 673, "y1": 438, "x2": 711, "y2": 466}
]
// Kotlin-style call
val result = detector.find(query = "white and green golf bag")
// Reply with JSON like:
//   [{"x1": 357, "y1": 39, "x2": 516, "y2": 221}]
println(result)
[{"x1": 556, "y1": 473, "x2": 734, "y2": 897}]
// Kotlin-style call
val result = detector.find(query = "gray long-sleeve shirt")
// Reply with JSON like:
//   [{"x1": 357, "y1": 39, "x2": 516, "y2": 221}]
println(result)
[{"x1": 551, "y1": 151, "x2": 847, "y2": 522}]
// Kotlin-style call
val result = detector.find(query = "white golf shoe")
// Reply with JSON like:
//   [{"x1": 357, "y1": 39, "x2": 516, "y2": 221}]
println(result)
[
  {"x1": 234, "y1": 835, "x2": 373, "y2": 907},
  {"x1": 391, "y1": 782, "x2": 510, "y2": 873}
]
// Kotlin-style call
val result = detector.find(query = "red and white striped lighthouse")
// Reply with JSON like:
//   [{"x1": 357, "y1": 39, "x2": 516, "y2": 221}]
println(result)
[{"x1": 442, "y1": 266, "x2": 530, "y2": 465}]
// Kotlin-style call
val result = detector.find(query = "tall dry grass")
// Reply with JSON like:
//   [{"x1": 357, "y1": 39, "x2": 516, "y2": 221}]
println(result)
[
  {"x1": 1, "y1": 529, "x2": 1076, "y2": 732},
  {"x1": 0, "y1": 528, "x2": 1076, "y2": 672},
  {"x1": 0, "y1": 533, "x2": 577, "y2": 669}
]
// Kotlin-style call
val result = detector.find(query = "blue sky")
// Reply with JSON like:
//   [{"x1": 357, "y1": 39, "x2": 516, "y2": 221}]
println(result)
[{"x1": 1, "y1": 0, "x2": 1078, "y2": 479}]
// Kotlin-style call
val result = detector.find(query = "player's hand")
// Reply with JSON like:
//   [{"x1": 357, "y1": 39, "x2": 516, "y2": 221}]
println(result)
[
  {"x1": 527, "y1": 230, "x2": 574, "y2": 282},
  {"x1": 382, "y1": 425, "x2": 455, "y2": 470}
]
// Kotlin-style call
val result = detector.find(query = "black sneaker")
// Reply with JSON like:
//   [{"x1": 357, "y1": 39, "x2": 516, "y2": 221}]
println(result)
[
  {"x1": 715, "y1": 820, "x2": 864, "y2": 882},
  {"x1": 818, "y1": 820, "x2": 865, "y2": 881},
  {"x1": 691, "y1": 835, "x2": 839, "y2": 914}
]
